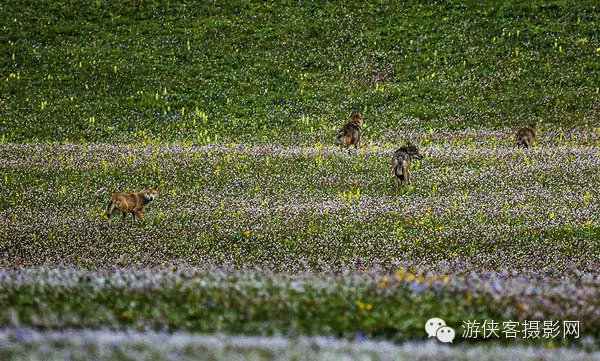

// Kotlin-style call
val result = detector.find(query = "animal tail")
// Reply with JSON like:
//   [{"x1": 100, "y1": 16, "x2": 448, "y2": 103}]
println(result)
[
  {"x1": 334, "y1": 133, "x2": 342, "y2": 145},
  {"x1": 394, "y1": 160, "x2": 405, "y2": 180},
  {"x1": 336, "y1": 133, "x2": 350, "y2": 147}
]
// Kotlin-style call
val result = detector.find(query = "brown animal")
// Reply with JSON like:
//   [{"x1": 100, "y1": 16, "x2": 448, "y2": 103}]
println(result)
[
  {"x1": 392, "y1": 144, "x2": 423, "y2": 187},
  {"x1": 335, "y1": 113, "x2": 363, "y2": 149},
  {"x1": 515, "y1": 124, "x2": 537, "y2": 148},
  {"x1": 106, "y1": 186, "x2": 158, "y2": 224}
]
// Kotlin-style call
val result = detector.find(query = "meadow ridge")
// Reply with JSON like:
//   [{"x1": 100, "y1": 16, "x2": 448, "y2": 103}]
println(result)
[{"x1": 2, "y1": 0, "x2": 600, "y2": 358}]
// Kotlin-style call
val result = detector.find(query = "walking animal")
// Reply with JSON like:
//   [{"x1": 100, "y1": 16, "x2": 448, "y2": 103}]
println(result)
[
  {"x1": 392, "y1": 144, "x2": 423, "y2": 187},
  {"x1": 105, "y1": 185, "x2": 158, "y2": 224},
  {"x1": 515, "y1": 124, "x2": 537, "y2": 148},
  {"x1": 335, "y1": 113, "x2": 363, "y2": 149}
]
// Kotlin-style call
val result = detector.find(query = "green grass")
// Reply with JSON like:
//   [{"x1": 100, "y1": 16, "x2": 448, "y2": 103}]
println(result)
[{"x1": 1, "y1": 0, "x2": 599, "y2": 142}]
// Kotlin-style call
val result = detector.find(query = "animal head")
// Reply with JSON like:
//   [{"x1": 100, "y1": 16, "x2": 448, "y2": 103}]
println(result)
[
  {"x1": 141, "y1": 185, "x2": 159, "y2": 201},
  {"x1": 527, "y1": 124, "x2": 537, "y2": 132},
  {"x1": 349, "y1": 113, "x2": 363, "y2": 127}
]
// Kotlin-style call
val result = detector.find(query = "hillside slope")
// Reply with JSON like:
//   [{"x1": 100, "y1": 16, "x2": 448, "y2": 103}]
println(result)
[{"x1": 1, "y1": 0, "x2": 599, "y2": 142}]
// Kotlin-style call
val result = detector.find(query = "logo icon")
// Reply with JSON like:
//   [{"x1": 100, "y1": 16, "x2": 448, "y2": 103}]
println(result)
[
  {"x1": 436, "y1": 326, "x2": 455, "y2": 343},
  {"x1": 425, "y1": 317, "x2": 455, "y2": 343}
]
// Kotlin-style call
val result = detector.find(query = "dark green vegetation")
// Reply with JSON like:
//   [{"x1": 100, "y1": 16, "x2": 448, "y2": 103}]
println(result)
[
  {"x1": 1, "y1": 269, "x2": 599, "y2": 347},
  {"x1": 1, "y1": 0, "x2": 599, "y2": 142}
]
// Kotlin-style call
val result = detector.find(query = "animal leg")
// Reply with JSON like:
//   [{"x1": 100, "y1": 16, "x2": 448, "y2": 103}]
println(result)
[{"x1": 134, "y1": 209, "x2": 145, "y2": 222}]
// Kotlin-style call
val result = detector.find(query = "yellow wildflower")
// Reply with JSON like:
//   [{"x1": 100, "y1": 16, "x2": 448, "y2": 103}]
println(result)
[{"x1": 396, "y1": 268, "x2": 405, "y2": 281}]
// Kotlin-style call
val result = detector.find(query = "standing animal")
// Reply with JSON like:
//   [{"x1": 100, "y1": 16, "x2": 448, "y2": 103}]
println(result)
[
  {"x1": 515, "y1": 124, "x2": 537, "y2": 148},
  {"x1": 392, "y1": 144, "x2": 423, "y2": 187},
  {"x1": 335, "y1": 113, "x2": 363, "y2": 149},
  {"x1": 105, "y1": 185, "x2": 158, "y2": 224}
]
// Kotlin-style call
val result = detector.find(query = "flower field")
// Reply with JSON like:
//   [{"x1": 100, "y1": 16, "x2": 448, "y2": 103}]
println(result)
[
  {"x1": 2, "y1": 130, "x2": 600, "y2": 351},
  {"x1": 2, "y1": 129, "x2": 600, "y2": 275},
  {"x1": 2, "y1": 0, "x2": 600, "y2": 359}
]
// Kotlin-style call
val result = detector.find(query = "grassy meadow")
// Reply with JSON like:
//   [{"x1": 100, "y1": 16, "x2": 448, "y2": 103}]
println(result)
[{"x1": 1, "y1": 0, "x2": 600, "y2": 359}]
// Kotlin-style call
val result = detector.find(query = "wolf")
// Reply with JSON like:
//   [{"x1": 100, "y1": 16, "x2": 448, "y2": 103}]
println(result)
[
  {"x1": 335, "y1": 113, "x2": 363, "y2": 149},
  {"x1": 392, "y1": 144, "x2": 423, "y2": 187},
  {"x1": 106, "y1": 185, "x2": 158, "y2": 224},
  {"x1": 515, "y1": 124, "x2": 537, "y2": 148}
]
